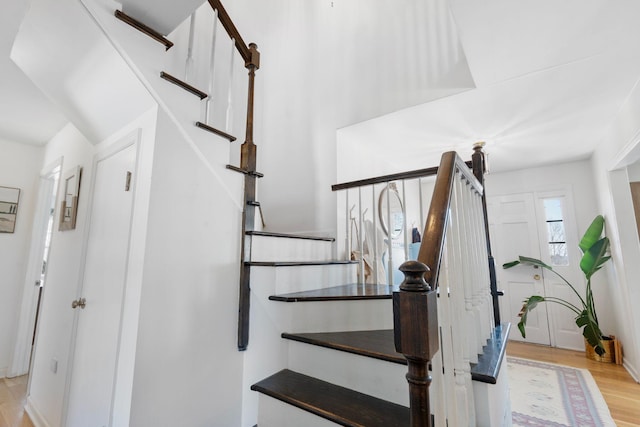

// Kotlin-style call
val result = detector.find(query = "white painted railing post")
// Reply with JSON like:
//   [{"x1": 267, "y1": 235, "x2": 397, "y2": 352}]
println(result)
[{"x1": 205, "y1": 9, "x2": 218, "y2": 125}]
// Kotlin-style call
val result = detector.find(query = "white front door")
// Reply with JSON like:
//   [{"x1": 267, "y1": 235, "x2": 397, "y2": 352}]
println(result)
[
  {"x1": 489, "y1": 190, "x2": 585, "y2": 350},
  {"x1": 488, "y1": 193, "x2": 551, "y2": 346},
  {"x1": 65, "y1": 143, "x2": 137, "y2": 427}
]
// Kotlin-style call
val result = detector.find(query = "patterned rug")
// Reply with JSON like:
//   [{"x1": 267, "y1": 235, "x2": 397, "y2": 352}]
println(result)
[{"x1": 508, "y1": 357, "x2": 615, "y2": 427}]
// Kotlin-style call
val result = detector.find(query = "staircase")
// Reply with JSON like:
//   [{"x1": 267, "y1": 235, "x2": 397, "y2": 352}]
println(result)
[{"x1": 82, "y1": 2, "x2": 510, "y2": 426}]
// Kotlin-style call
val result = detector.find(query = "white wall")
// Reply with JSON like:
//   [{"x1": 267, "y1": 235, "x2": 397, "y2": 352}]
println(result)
[
  {"x1": 129, "y1": 109, "x2": 244, "y2": 427},
  {"x1": 216, "y1": 0, "x2": 472, "y2": 235},
  {"x1": 0, "y1": 139, "x2": 42, "y2": 378},
  {"x1": 591, "y1": 78, "x2": 640, "y2": 381}
]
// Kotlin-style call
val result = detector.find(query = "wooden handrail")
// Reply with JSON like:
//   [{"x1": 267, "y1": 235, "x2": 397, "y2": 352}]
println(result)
[
  {"x1": 207, "y1": 0, "x2": 252, "y2": 64},
  {"x1": 417, "y1": 152, "x2": 482, "y2": 287},
  {"x1": 394, "y1": 150, "x2": 484, "y2": 427},
  {"x1": 331, "y1": 161, "x2": 472, "y2": 192},
  {"x1": 203, "y1": 0, "x2": 261, "y2": 351}
]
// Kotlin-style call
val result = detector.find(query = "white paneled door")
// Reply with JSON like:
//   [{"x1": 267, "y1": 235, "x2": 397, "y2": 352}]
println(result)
[
  {"x1": 489, "y1": 190, "x2": 585, "y2": 350},
  {"x1": 489, "y1": 193, "x2": 551, "y2": 346},
  {"x1": 65, "y1": 142, "x2": 137, "y2": 427}
]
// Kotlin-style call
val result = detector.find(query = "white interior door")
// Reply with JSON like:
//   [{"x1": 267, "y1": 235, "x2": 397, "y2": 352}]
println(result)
[
  {"x1": 11, "y1": 162, "x2": 61, "y2": 378},
  {"x1": 65, "y1": 143, "x2": 137, "y2": 427},
  {"x1": 488, "y1": 193, "x2": 551, "y2": 345}
]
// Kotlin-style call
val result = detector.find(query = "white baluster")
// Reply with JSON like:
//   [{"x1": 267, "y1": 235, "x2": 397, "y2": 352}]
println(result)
[
  {"x1": 185, "y1": 12, "x2": 197, "y2": 82},
  {"x1": 386, "y1": 182, "x2": 393, "y2": 286},
  {"x1": 358, "y1": 187, "x2": 364, "y2": 285},
  {"x1": 402, "y1": 180, "x2": 409, "y2": 262},
  {"x1": 344, "y1": 190, "x2": 349, "y2": 260},
  {"x1": 205, "y1": 9, "x2": 218, "y2": 125},
  {"x1": 225, "y1": 37, "x2": 235, "y2": 133},
  {"x1": 371, "y1": 185, "x2": 379, "y2": 285},
  {"x1": 438, "y1": 244, "x2": 457, "y2": 427}
]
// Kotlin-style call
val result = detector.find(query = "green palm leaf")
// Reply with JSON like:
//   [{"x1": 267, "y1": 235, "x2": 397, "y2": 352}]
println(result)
[{"x1": 579, "y1": 215, "x2": 604, "y2": 253}]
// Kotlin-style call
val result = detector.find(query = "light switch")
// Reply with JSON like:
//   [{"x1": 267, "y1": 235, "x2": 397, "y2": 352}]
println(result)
[{"x1": 50, "y1": 358, "x2": 58, "y2": 374}]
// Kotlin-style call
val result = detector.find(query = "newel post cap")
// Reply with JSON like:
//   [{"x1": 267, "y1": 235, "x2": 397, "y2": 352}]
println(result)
[{"x1": 399, "y1": 260, "x2": 431, "y2": 292}]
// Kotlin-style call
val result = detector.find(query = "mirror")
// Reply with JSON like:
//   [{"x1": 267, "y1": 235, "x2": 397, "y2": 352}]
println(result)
[
  {"x1": 59, "y1": 166, "x2": 82, "y2": 231},
  {"x1": 378, "y1": 182, "x2": 404, "y2": 239}
]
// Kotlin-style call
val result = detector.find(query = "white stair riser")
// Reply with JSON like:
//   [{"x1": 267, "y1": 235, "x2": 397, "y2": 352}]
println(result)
[
  {"x1": 258, "y1": 395, "x2": 339, "y2": 427},
  {"x1": 249, "y1": 235, "x2": 334, "y2": 263},
  {"x1": 250, "y1": 264, "x2": 357, "y2": 296},
  {"x1": 287, "y1": 340, "x2": 409, "y2": 406},
  {"x1": 244, "y1": 265, "x2": 391, "y2": 427}
]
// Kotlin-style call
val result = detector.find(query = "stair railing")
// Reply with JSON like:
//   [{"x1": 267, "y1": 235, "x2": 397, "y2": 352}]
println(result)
[
  {"x1": 332, "y1": 164, "x2": 460, "y2": 287},
  {"x1": 332, "y1": 148, "x2": 496, "y2": 426},
  {"x1": 395, "y1": 151, "x2": 493, "y2": 427},
  {"x1": 203, "y1": 0, "x2": 262, "y2": 351}
]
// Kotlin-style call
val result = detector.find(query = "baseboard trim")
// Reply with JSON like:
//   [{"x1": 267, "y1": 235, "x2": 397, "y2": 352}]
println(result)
[
  {"x1": 623, "y1": 360, "x2": 640, "y2": 383},
  {"x1": 0, "y1": 367, "x2": 7, "y2": 378},
  {"x1": 25, "y1": 398, "x2": 50, "y2": 427}
]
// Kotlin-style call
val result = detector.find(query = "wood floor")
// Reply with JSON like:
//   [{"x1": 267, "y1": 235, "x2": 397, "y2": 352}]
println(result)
[
  {"x1": 1, "y1": 344, "x2": 638, "y2": 426},
  {"x1": 508, "y1": 340, "x2": 640, "y2": 427},
  {"x1": 0, "y1": 376, "x2": 33, "y2": 427}
]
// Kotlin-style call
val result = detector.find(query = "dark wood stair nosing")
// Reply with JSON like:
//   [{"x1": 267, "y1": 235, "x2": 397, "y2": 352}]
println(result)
[
  {"x1": 269, "y1": 283, "x2": 395, "y2": 302},
  {"x1": 246, "y1": 260, "x2": 358, "y2": 267},
  {"x1": 226, "y1": 165, "x2": 264, "y2": 178},
  {"x1": 114, "y1": 10, "x2": 173, "y2": 50},
  {"x1": 160, "y1": 71, "x2": 208, "y2": 99},
  {"x1": 195, "y1": 121, "x2": 237, "y2": 142},
  {"x1": 251, "y1": 369, "x2": 409, "y2": 427},
  {"x1": 246, "y1": 230, "x2": 335, "y2": 242},
  {"x1": 282, "y1": 330, "x2": 406, "y2": 365},
  {"x1": 279, "y1": 324, "x2": 511, "y2": 384}
]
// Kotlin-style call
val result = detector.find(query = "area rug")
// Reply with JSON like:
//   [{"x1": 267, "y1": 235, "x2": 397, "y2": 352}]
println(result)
[{"x1": 508, "y1": 357, "x2": 615, "y2": 427}]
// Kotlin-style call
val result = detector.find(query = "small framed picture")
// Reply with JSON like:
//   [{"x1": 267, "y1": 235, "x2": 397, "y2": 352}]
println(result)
[
  {"x1": 0, "y1": 186, "x2": 20, "y2": 233},
  {"x1": 60, "y1": 166, "x2": 82, "y2": 231}
]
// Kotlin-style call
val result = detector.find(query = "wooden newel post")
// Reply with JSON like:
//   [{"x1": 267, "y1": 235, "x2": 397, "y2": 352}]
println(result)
[
  {"x1": 472, "y1": 142, "x2": 501, "y2": 326},
  {"x1": 393, "y1": 260, "x2": 439, "y2": 427}
]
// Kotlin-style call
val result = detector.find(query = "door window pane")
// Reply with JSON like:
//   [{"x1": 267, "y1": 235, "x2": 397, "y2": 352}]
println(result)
[{"x1": 543, "y1": 198, "x2": 569, "y2": 266}]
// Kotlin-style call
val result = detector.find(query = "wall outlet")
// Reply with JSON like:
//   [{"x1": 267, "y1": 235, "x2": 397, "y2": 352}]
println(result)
[{"x1": 50, "y1": 358, "x2": 58, "y2": 374}]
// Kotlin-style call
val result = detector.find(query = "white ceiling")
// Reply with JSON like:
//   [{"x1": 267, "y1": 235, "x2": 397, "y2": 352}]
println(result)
[
  {"x1": 340, "y1": 0, "x2": 640, "y2": 174},
  {"x1": 4, "y1": 0, "x2": 640, "y2": 173},
  {"x1": 0, "y1": 0, "x2": 67, "y2": 145}
]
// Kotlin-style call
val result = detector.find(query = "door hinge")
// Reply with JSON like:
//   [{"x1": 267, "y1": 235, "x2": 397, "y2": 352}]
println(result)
[{"x1": 125, "y1": 171, "x2": 132, "y2": 192}]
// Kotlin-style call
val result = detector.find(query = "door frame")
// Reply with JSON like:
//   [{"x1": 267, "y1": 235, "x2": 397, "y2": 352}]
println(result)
[
  {"x1": 61, "y1": 130, "x2": 142, "y2": 426},
  {"x1": 9, "y1": 158, "x2": 63, "y2": 378}
]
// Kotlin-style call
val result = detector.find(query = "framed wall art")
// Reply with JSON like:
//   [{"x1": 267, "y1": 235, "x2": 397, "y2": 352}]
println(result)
[
  {"x1": 0, "y1": 186, "x2": 20, "y2": 233},
  {"x1": 59, "y1": 166, "x2": 82, "y2": 231}
]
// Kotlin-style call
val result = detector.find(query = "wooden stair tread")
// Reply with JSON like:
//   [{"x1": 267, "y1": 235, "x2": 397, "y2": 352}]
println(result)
[
  {"x1": 160, "y1": 72, "x2": 208, "y2": 99},
  {"x1": 226, "y1": 165, "x2": 264, "y2": 178},
  {"x1": 269, "y1": 284, "x2": 395, "y2": 302},
  {"x1": 195, "y1": 121, "x2": 237, "y2": 142},
  {"x1": 114, "y1": 10, "x2": 173, "y2": 50},
  {"x1": 246, "y1": 230, "x2": 335, "y2": 242},
  {"x1": 251, "y1": 369, "x2": 409, "y2": 427},
  {"x1": 282, "y1": 330, "x2": 406, "y2": 365},
  {"x1": 246, "y1": 260, "x2": 357, "y2": 267}
]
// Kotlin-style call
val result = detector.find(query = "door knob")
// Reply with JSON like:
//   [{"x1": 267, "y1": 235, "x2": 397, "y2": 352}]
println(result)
[
  {"x1": 533, "y1": 274, "x2": 541, "y2": 280},
  {"x1": 71, "y1": 298, "x2": 86, "y2": 309}
]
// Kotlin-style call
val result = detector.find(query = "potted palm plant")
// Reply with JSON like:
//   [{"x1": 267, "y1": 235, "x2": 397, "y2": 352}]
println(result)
[{"x1": 503, "y1": 215, "x2": 612, "y2": 359}]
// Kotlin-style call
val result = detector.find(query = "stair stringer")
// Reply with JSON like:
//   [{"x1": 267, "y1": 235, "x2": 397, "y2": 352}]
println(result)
[{"x1": 80, "y1": 0, "x2": 244, "y2": 210}]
